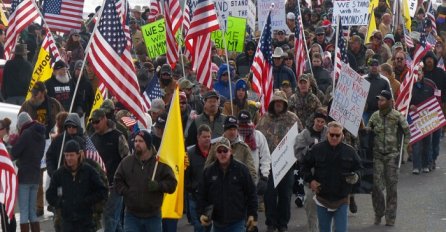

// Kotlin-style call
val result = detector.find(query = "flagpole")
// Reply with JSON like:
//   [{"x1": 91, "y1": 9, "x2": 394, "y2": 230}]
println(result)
[
  {"x1": 391, "y1": 0, "x2": 398, "y2": 34},
  {"x1": 221, "y1": 28, "x2": 234, "y2": 115},
  {"x1": 179, "y1": 0, "x2": 187, "y2": 79},
  {"x1": 333, "y1": 15, "x2": 340, "y2": 94},
  {"x1": 296, "y1": 2, "x2": 314, "y2": 78}
]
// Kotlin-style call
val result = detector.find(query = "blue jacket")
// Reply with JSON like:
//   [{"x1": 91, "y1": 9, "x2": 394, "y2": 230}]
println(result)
[{"x1": 214, "y1": 64, "x2": 236, "y2": 100}]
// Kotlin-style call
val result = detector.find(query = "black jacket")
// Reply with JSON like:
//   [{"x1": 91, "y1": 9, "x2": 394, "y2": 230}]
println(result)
[
  {"x1": 303, "y1": 141, "x2": 362, "y2": 202},
  {"x1": 46, "y1": 162, "x2": 108, "y2": 222},
  {"x1": 410, "y1": 78, "x2": 437, "y2": 106},
  {"x1": 1, "y1": 55, "x2": 33, "y2": 99},
  {"x1": 198, "y1": 157, "x2": 258, "y2": 225},
  {"x1": 422, "y1": 51, "x2": 446, "y2": 103},
  {"x1": 11, "y1": 121, "x2": 45, "y2": 184},
  {"x1": 365, "y1": 73, "x2": 391, "y2": 113},
  {"x1": 185, "y1": 145, "x2": 208, "y2": 199},
  {"x1": 311, "y1": 66, "x2": 332, "y2": 93}
]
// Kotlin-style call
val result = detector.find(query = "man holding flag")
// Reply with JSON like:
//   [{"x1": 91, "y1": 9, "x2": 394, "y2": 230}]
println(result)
[{"x1": 114, "y1": 129, "x2": 177, "y2": 231}]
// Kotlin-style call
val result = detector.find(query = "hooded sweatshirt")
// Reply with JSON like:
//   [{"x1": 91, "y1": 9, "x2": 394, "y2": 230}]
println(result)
[
  {"x1": 422, "y1": 51, "x2": 446, "y2": 103},
  {"x1": 214, "y1": 64, "x2": 236, "y2": 101}
]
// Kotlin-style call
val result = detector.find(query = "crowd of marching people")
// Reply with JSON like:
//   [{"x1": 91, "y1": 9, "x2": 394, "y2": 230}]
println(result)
[{"x1": 0, "y1": 0, "x2": 445, "y2": 231}]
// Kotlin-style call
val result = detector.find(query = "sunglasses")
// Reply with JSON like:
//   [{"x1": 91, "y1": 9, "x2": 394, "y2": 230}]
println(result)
[
  {"x1": 91, "y1": 120, "x2": 101, "y2": 125},
  {"x1": 66, "y1": 125, "x2": 77, "y2": 129},
  {"x1": 329, "y1": 133, "x2": 341, "y2": 138},
  {"x1": 217, "y1": 148, "x2": 229, "y2": 153}
]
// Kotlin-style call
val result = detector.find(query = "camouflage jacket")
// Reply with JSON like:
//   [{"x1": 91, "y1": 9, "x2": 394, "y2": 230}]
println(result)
[
  {"x1": 256, "y1": 111, "x2": 303, "y2": 152},
  {"x1": 288, "y1": 92, "x2": 322, "y2": 128},
  {"x1": 368, "y1": 108, "x2": 410, "y2": 155}
]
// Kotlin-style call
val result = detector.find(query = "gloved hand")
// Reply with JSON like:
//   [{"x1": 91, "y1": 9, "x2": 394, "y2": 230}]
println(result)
[
  {"x1": 345, "y1": 173, "x2": 359, "y2": 184},
  {"x1": 147, "y1": 180, "x2": 159, "y2": 191},
  {"x1": 200, "y1": 215, "x2": 211, "y2": 226},
  {"x1": 184, "y1": 154, "x2": 190, "y2": 169},
  {"x1": 246, "y1": 215, "x2": 257, "y2": 231}
]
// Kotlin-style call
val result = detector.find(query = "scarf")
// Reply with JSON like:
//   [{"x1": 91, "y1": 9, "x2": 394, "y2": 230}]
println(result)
[{"x1": 238, "y1": 124, "x2": 257, "y2": 150}]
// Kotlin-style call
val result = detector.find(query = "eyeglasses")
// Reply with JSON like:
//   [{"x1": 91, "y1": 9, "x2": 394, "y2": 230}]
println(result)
[
  {"x1": 91, "y1": 120, "x2": 101, "y2": 125},
  {"x1": 66, "y1": 125, "x2": 77, "y2": 129},
  {"x1": 217, "y1": 148, "x2": 229, "y2": 153},
  {"x1": 329, "y1": 133, "x2": 341, "y2": 138}
]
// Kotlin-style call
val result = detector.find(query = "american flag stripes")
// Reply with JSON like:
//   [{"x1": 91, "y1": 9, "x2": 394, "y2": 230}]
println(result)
[
  {"x1": 412, "y1": 25, "x2": 432, "y2": 66},
  {"x1": 41, "y1": 31, "x2": 61, "y2": 67},
  {"x1": 43, "y1": 0, "x2": 85, "y2": 33},
  {"x1": 183, "y1": 0, "x2": 193, "y2": 36},
  {"x1": 87, "y1": 0, "x2": 147, "y2": 127},
  {"x1": 427, "y1": 0, "x2": 437, "y2": 36},
  {"x1": 251, "y1": 10, "x2": 273, "y2": 114},
  {"x1": 403, "y1": 23, "x2": 414, "y2": 48},
  {"x1": 408, "y1": 97, "x2": 446, "y2": 144},
  {"x1": 334, "y1": 21, "x2": 349, "y2": 80},
  {"x1": 185, "y1": 0, "x2": 220, "y2": 89},
  {"x1": 121, "y1": 116, "x2": 137, "y2": 127},
  {"x1": 164, "y1": 0, "x2": 182, "y2": 68},
  {"x1": 148, "y1": 0, "x2": 161, "y2": 23},
  {"x1": 395, "y1": 57, "x2": 418, "y2": 116},
  {"x1": 294, "y1": 4, "x2": 305, "y2": 79},
  {"x1": 0, "y1": 142, "x2": 17, "y2": 219},
  {"x1": 4, "y1": 0, "x2": 39, "y2": 60},
  {"x1": 85, "y1": 137, "x2": 107, "y2": 173}
]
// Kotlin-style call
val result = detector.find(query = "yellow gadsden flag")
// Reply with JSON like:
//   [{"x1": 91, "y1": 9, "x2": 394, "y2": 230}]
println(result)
[
  {"x1": 365, "y1": 10, "x2": 377, "y2": 44},
  {"x1": 159, "y1": 87, "x2": 185, "y2": 219},
  {"x1": 26, "y1": 46, "x2": 53, "y2": 100}
]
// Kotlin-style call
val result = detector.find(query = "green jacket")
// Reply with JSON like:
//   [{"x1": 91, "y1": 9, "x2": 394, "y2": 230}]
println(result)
[{"x1": 368, "y1": 108, "x2": 410, "y2": 156}]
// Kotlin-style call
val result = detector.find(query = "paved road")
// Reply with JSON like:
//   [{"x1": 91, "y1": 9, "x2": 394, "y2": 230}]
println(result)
[{"x1": 32, "y1": 139, "x2": 446, "y2": 231}]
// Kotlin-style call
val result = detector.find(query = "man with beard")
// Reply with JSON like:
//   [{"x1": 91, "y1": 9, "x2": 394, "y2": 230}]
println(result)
[
  {"x1": 236, "y1": 41, "x2": 256, "y2": 78},
  {"x1": 20, "y1": 81, "x2": 64, "y2": 139},
  {"x1": 186, "y1": 91, "x2": 227, "y2": 146},
  {"x1": 158, "y1": 64, "x2": 177, "y2": 104},
  {"x1": 422, "y1": 51, "x2": 446, "y2": 170},
  {"x1": 45, "y1": 60, "x2": 81, "y2": 113},
  {"x1": 349, "y1": 35, "x2": 367, "y2": 70},
  {"x1": 114, "y1": 130, "x2": 177, "y2": 231},
  {"x1": 368, "y1": 90, "x2": 410, "y2": 226},
  {"x1": 362, "y1": 59, "x2": 391, "y2": 124},
  {"x1": 392, "y1": 51, "x2": 409, "y2": 82}
]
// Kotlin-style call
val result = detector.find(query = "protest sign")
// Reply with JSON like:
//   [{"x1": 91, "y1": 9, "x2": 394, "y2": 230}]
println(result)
[
  {"x1": 211, "y1": 16, "x2": 246, "y2": 52},
  {"x1": 141, "y1": 19, "x2": 166, "y2": 59},
  {"x1": 408, "y1": 97, "x2": 446, "y2": 144},
  {"x1": 247, "y1": 0, "x2": 256, "y2": 31},
  {"x1": 257, "y1": 0, "x2": 289, "y2": 33},
  {"x1": 332, "y1": 0, "x2": 370, "y2": 25},
  {"x1": 329, "y1": 64, "x2": 370, "y2": 137},
  {"x1": 408, "y1": 0, "x2": 418, "y2": 17},
  {"x1": 271, "y1": 122, "x2": 298, "y2": 187}
]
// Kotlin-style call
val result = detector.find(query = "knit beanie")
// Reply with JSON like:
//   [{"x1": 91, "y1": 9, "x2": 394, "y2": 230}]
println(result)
[
  {"x1": 17, "y1": 112, "x2": 32, "y2": 131},
  {"x1": 135, "y1": 130, "x2": 152, "y2": 148}
]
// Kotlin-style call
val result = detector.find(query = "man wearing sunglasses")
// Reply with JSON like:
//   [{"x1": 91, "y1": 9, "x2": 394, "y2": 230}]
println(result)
[
  {"x1": 197, "y1": 137, "x2": 258, "y2": 232},
  {"x1": 302, "y1": 121, "x2": 362, "y2": 232},
  {"x1": 90, "y1": 108, "x2": 130, "y2": 232},
  {"x1": 368, "y1": 90, "x2": 410, "y2": 226}
]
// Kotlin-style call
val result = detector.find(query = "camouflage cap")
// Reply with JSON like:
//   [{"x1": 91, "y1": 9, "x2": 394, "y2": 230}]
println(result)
[
  {"x1": 101, "y1": 99, "x2": 115, "y2": 113},
  {"x1": 215, "y1": 137, "x2": 231, "y2": 149}
]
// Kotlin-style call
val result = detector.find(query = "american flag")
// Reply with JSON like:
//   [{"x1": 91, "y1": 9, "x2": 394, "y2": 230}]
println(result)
[
  {"x1": 121, "y1": 116, "x2": 137, "y2": 127},
  {"x1": 98, "y1": 82, "x2": 107, "y2": 98},
  {"x1": 426, "y1": 0, "x2": 437, "y2": 36},
  {"x1": 41, "y1": 31, "x2": 61, "y2": 67},
  {"x1": 403, "y1": 23, "x2": 414, "y2": 48},
  {"x1": 294, "y1": 4, "x2": 305, "y2": 79},
  {"x1": 85, "y1": 137, "x2": 107, "y2": 173},
  {"x1": 87, "y1": 0, "x2": 147, "y2": 128},
  {"x1": 183, "y1": 0, "x2": 193, "y2": 36},
  {"x1": 408, "y1": 97, "x2": 446, "y2": 144},
  {"x1": 165, "y1": 0, "x2": 182, "y2": 68},
  {"x1": 143, "y1": 74, "x2": 163, "y2": 109},
  {"x1": 251, "y1": 9, "x2": 273, "y2": 114},
  {"x1": 185, "y1": 0, "x2": 220, "y2": 89},
  {"x1": 4, "y1": 0, "x2": 39, "y2": 60},
  {"x1": 412, "y1": 25, "x2": 432, "y2": 66},
  {"x1": 0, "y1": 142, "x2": 17, "y2": 219},
  {"x1": 395, "y1": 61, "x2": 419, "y2": 116},
  {"x1": 334, "y1": 20, "x2": 349, "y2": 80},
  {"x1": 43, "y1": 0, "x2": 85, "y2": 33},
  {"x1": 148, "y1": 0, "x2": 161, "y2": 23}
]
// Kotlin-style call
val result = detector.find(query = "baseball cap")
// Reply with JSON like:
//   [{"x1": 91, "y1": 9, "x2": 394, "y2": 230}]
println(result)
[
  {"x1": 376, "y1": 90, "x2": 392, "y2": 100},
  {"x1": 237, "y1": 110, "x2": 252, "y2": 124},
  {"x1": 90, "y1": 108, "x2": 106, "y2": 121},
  {"x1": 215, "y1": 137, "x2": 231, "y2": 149},
  {"x1": 224, "y1": 116, "x2": 238, "y2": 130},
  {"x1": 54, "y1": 60, "x2": 67, "y2": 70},
  {"x1": 203, "y1": 90, "x2": 219, "y2": 100}
]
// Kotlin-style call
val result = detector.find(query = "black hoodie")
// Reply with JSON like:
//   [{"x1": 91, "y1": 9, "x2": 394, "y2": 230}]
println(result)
[{"x1": 422, "y1": 51, "x2": 446, "y2": 103}]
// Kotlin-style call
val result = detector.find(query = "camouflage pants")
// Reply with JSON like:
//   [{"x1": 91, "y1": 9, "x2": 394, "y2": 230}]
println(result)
[{"x1": 372, "y1": 154, "x2": 399, "y2": 222}]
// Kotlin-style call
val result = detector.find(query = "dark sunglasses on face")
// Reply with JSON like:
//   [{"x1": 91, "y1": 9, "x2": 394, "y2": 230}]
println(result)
[
  {"x1": 217, "y1": 148, "x2": 229, "y2": 153},
  {"x1": 91, "y1": 120, "x2": 101, "y2": 125},
  {"x1": 329, "y1": 133, "x2": 341, "y2": 138},
  {"x1": 66, "y1": 125, "x2": 77, "y2": 129}
]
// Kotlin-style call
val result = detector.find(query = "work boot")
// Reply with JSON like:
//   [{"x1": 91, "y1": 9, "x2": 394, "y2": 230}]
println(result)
[
  {"x1": 385, "y1": 219, "x2": 395, "y2": 226},
  {"x1": 20, "y1": 223, "x2": 29, "y2": 232},
  {"x1": 30, "y1": 222, "x2": 40, "y2": 232},
  {"x1": 349, "y1": 195, "x2": 357, "y2": 213},
  {"x1": 374, "y1": 216, "x2": 382, "y2": 225}
]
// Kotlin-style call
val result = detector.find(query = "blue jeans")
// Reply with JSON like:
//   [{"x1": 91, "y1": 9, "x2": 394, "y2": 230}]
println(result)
[
  {"x1": 162, "y1": 219, "x2": 178, "y2": 232},
  {"x1": 431, "y1": 129, "x2": 441, "y2": 162},
  {"x1": 103, "y1": 188, "x2": 123, "y2": 232},
  {"x1": 362, "y1": 111, "x2": 373, "y2": 126},
  {"x1": 18, "y1": 184, "x2": 39, "y2": 223},
  {"x1": 212, "y1": 220, "x2": 245, "y2": 232},
  {"x1": 188, "y1": 193, "x2": 211, "y2": 232},
  {"x1": 264, "y1": 169, "x2": 294, "y2": 229},
  {"x1": 124, "y1": 212, "x2": 162, "y2": 232},
  {"x1": 412, "y1": 135, "x2": 432, "y2": 170},
  {"x1": 317, "y1": 204, "x2": 348, "y2": 232}
]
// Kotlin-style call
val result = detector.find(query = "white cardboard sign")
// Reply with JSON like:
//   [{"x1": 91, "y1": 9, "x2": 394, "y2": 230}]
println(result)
[{"x1": 271, "y1": 122, "x2": 299, "y2": 187}]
